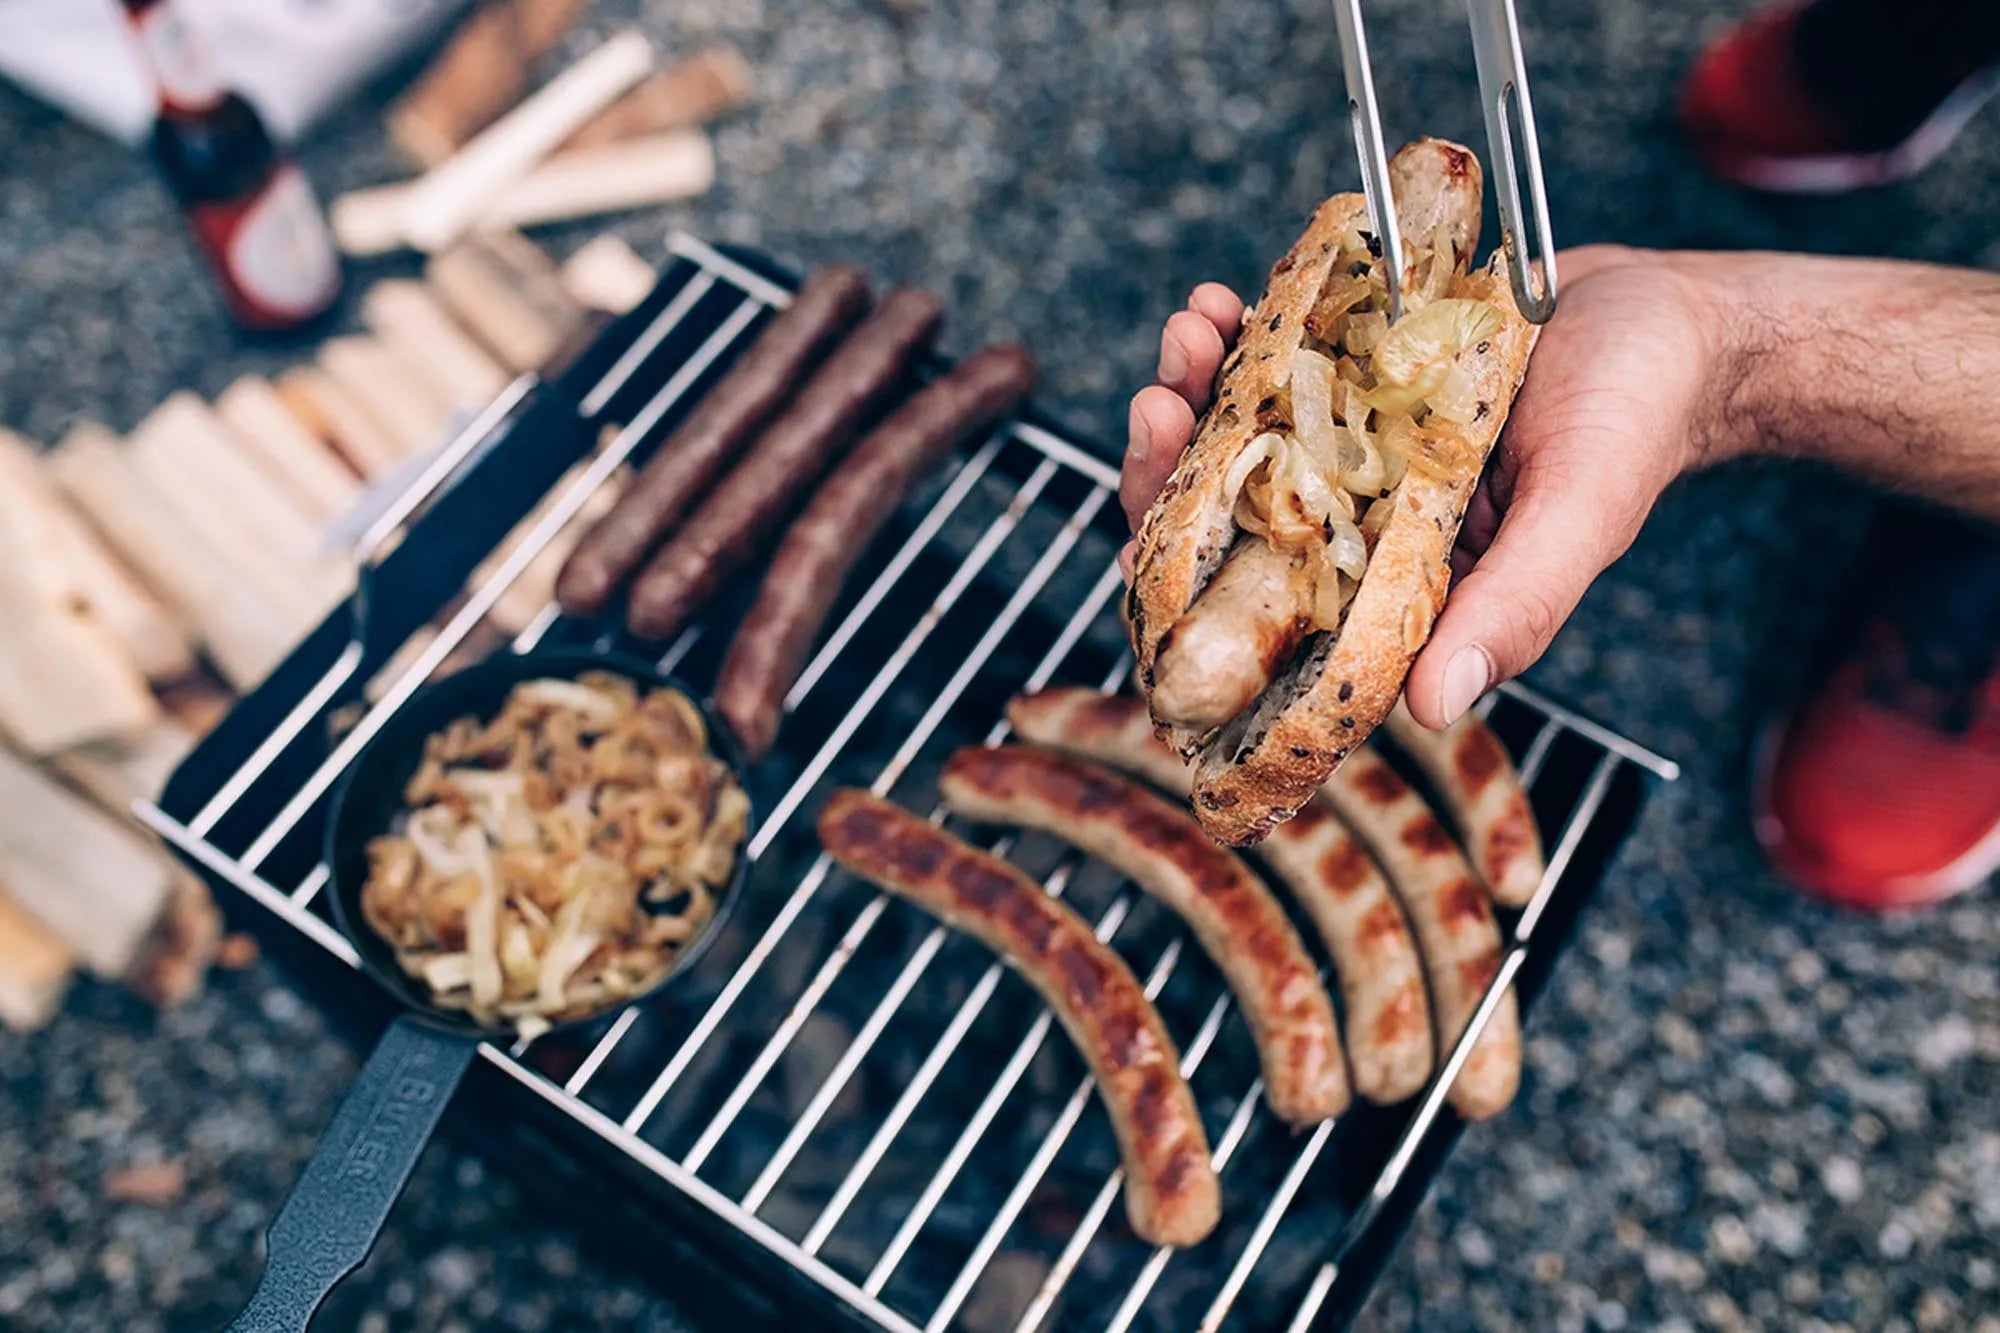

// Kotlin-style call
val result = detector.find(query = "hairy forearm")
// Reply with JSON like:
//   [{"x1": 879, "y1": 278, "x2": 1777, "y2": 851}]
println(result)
[{"x1": 1693, "y1": 251, "x2": 2000, "y2": 518}]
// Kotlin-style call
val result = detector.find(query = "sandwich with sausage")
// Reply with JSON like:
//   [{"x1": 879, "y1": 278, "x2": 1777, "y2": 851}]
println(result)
[{"x1": 1129, "y1": 136, "x2": 1539, "y2": 846}]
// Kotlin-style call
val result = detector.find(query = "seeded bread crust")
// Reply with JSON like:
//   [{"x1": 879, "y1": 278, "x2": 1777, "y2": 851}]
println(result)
[
  {"x1": 1128, "y1": 190, "x2": 1372, "y2": 718},
  {"x1": 1127, "y1": 139, "x2": 1538, "y2": 846},
  {"x1": 1190, "y1": 256, "x2": 1536, "y2": 845}
]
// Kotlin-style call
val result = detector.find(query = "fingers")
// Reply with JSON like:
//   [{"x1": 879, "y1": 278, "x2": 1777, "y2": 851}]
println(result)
[
  {"x1": 1122, "y1": 283, "x2": 1245, "y2": 544},
  {"x1": 1121, "y1": 385, "x2": 1197, "y2": 530},
  {"x1": 1158, "y1": 310, "x2": 1230, "y2": 412},
  {"x1": 1188, "y1": 283, "x2": 1245, "y2": 343}
]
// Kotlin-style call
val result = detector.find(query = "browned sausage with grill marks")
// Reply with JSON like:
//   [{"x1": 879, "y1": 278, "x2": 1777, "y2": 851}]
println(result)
[
  {"x1": 715, "y1": 346, "x2": 1036, "y2": 758},
  {"x1": 1318, "y1": 746, "x2": 1520, "y2": 1119},
  {"x1": 1381, "y1": 700, "x2": 1545, "y2": 907},
  {"x1": 816, "y1": 789, "x2": 1219, "y2": 1248},
  {"x1": 939, "y1": 744, "x2": 1349, "y2": 1124},
  {"x1": 1150, "y1": 538, "x2": 1315, "y2": 733},
  {"x1": 1005, "y1": 689, "x2": 1433, "y2": 1104},
  {"x1": 556, "y1": 266, "x2": 873, "y2": 615},
  {"x1": 625, "y1": 288, "x2": 944, "y2": 639}
]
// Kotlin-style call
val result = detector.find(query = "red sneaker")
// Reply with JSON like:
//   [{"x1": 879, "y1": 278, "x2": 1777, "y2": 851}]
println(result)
[
  {"x1": 1680, "y1": 0, "x2": 2000, "y2": 193},
  {"x1": 1753, "y1": 520, "x2": 2000, "y2": 910}
]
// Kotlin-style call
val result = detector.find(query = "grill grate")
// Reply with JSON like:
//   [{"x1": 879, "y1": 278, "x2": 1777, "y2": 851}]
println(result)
[{"x1": 140, "y1": 237, "x2": 1677, "y2": 1333}]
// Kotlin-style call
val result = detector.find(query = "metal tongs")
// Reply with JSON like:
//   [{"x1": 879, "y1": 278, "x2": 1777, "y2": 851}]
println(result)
[{"x1": 1330, "y1": 0, "x2": 1559, "y2": 325}]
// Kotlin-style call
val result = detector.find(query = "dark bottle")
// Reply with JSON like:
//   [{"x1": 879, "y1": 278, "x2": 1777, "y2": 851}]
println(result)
[{"x1": 122, "y1": 0, "x2": 343, "y2": 333}]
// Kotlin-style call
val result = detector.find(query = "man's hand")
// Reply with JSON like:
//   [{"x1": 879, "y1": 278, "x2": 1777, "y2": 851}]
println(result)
[{"x1": 1120, "y1": 246, "x2": 1734, "y2": 729}]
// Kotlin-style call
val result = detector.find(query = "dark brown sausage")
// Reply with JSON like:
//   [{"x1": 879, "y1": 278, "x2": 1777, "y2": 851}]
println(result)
[
  {"x1": 939, "y1": 744, "x2": 1349, "y2": 1125},
  {"x1": 625, "y1": 288, "x2": 944, "y2": 639},
  {"x1": 816, "y1": 789, "x2": 1220, "y2": 1248},
  {"x1": 555, "y1": 266, "x2": 873, "y2": 615},
  {"x1": 714, "y1": 346, "x2": 1037, "y2": 758}
]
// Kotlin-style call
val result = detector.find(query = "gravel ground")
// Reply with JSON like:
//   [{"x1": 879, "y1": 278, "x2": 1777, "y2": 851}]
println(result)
[{"x1": 2, "y1": 1, "x2": 1998, "y2": 1330}]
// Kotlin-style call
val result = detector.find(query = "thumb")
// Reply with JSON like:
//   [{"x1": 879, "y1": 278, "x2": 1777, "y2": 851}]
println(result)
[{"x1": 1403, "y1": 449, "x2": 1652, "y2": 730}]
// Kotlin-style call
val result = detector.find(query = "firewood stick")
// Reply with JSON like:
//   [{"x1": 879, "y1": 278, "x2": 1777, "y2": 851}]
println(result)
[
  {"x1": 560, "y1": 234, "x2": 658, "y2": 315},
  {"x1": 563, "y1": 45, "x2": 752, "y2": 150},
  {"x1": 155, "y1": 672, "x2": 234, "y2": 738},
  {"x1": 318, "y1": 336, "x2": 454, "y2": 457},
  {"x1": 276, "y1": 365, "x2": 413, "y2": 481},
  {"x1": 47, "y1": 423, "x2": 302, "y2": 689},
  {"x1": 389, "y1": 0, "x2": 598, "y2": 168},
  {"x1": 479, "y1": 131, "x2": 713, "y2": 227},
  {"x1": 126, "y1": 395, "x2": 350, "y2": 617},
  {"x1": 333, "y1": 130, "x2": 714, "y2": 256},
  {"x1": 0, "y1": 446, "x2": 160, "y2": 753},
  {"x1": 125, "y1": 871, "x2": 222, "y2": 1009},
  {"x1": 0, "y1": 745, "x2": 176, "y2": 977},
  {"x1": 427, "y1": 229, "x2": 584, "y2": 372},
  {"x1": 214, "y1": 377, "x2": 364, "y2": 525},
  {"x1": 52, "y1": 719, "x2": 196, "y2": 819},
  {"x1": 0, "y1": 887, "x2": 74, "y2": 1031},
  {"x1": 0, "y1": 428, "x2": 194, "y2": 683},
  {"x1": 360, "y1": 280, "x2": 512, "y2": 411},
  {"x1": 400, "y1": 29, "x2": 655, "y2": 254}
]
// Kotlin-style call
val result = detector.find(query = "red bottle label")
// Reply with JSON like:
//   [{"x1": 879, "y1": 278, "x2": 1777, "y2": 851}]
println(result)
[{"x1": 185, "y1": 166, "x2": 342, "y2": 329}]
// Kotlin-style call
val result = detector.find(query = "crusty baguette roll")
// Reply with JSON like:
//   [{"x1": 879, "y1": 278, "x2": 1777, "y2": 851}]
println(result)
[{"x1": 1130, "y1": 138, "x2": 1538, "y2": 845}]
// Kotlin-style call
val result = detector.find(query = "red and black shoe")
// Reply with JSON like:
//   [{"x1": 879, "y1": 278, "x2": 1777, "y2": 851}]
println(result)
[
  {"x1": 1681, "y1": 0, "x2": 2000, "y2": 193},
  {"x1": 1754, "y1": 512, "x2": 2000, "y2": 910}
]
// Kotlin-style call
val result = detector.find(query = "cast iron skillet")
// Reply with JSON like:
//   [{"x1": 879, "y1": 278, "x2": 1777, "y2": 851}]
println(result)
[{"x1": 224, "y1": 650, "x2": 751, "y2": 1332}]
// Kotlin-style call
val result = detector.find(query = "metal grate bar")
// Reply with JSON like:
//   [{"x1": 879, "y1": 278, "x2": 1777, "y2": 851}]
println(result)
[
  {"x1": 655, "y1": 624, "x2": 704, "y2": 675},
  {"x1": 137, "y1": 804, "x2": 358, "y2": 967},
  {"x1": 1285, "y1": 1264, "x2": 1340, "y2": 1333},
  {"x1": 512, "y1": 603, "x2": 562, "y2": 652},
  {"x1": 1510, "y1": 751, "x2": 1618, "y2": 942},
  {"x1": 236, "y1": 294, "x2": 767, "y2": 871},
  {"x1": 785, "y1": 432, "x2": 1006, "y2": 707},
  {"x1": 188, "y1": 642, "x2": 362, "y2": 838},
  {"x1": 746, "y1": 460, "x2": 1062, "y2": 856},
  {"x1": 291, "y1": 864, "x2": 329, "y2": 906},
  {"x1": 581, "y1": 270, "x2": 723, "y2": 417},
  {"x1": 1012, "y1": 420, "x2": 1120, "y2": 491},
  {"x1": 863, "y1": 904, "x2": 1151, "y2": 1297},
  {"x1": 1513, "y1": 713, "x2": 1562, "y2": 787},
  {"x1": 483, "y1": 1044, "x2": 925, "y2": 1333},
  {"x1": 668, "y1": 232, "x2": 796, "y2": 311},
  {"x1": 1198, "y1": 1119, "x2": 1341, "y2": 1333},
  {"x1": 737, "y1": 856, "x2": 1063, "y2": 1212},
  {"x1": 1494, "y1": 679, "x2": 1677, "y2": 779},
  {"x1": 676, "y1": 482, "x2": 1104, "y2": 1168},
  {"x1": 563, "y1": 1007, "x2": 640, "y2": 1096},
  {"x1": 614, "y1": 515, "x2": 1111, "y2": 1132}
]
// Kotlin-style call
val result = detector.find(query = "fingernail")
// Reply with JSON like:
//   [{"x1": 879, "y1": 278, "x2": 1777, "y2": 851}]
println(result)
[
  {"x1": 1157, "y1": 337, "x2": 1188, "y2": 386},
  {"x1": 1127, "y1": 398, "x2": 1153, "y2": 462},
  {"x1": 1439, "y1": 645, "x2": 1494, "y2": 725}
]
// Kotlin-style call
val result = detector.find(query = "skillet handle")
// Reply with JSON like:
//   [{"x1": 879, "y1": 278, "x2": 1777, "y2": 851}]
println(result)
[{"x1": 225, "y1": 1016, "x2": 478, "y2": 1332}]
